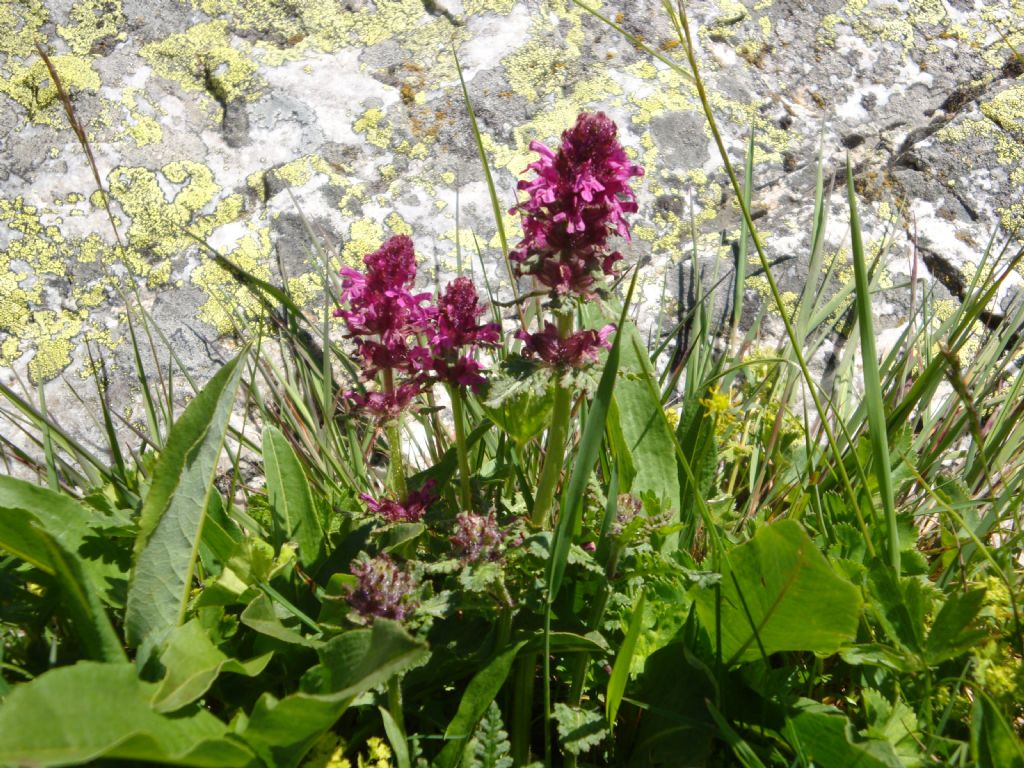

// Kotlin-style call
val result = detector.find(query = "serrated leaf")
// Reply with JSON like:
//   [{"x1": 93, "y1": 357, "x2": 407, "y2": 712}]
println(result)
[
  {"x1": 926, "y1": 588, "x2": 987, "y2": 664},
  {"x1": 469, "y1": 702, "x2": 513, "y2": 768},
  {"x1": 0, "y1": 662, "x2": 255, "y2": 767},
  {"x1": 481, "y1": 362, "x2": 555, "y2": 446},
  {"x1": 553, "y1": 704, "x2": 608, "y2": 757},
  {"x1": 262, "y1": 425, "x2": 324, "y2": 566},
  {"x1": 126, "y1": 355, "x2": 246, "y2": 647},
  {"x1": 786, "y1": 699, "x2": 903, "y2": 768}
]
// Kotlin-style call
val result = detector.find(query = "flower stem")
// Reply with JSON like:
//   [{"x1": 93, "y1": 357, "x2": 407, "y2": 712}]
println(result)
[
  {"x1": 530, "y1": 312, "x2": 574, "y2": 528},
  {"x1": 382, "y1": 367, "x2": 407, "y2": 499},
  {"x1": 449, "y1": 384, "x2": 473, "y2": 511},
  {"x1": 511, "y1": 653, "x2": 536, "y2": 766}
]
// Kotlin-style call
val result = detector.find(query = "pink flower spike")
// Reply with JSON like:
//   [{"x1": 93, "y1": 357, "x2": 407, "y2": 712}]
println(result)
[
  {"x1": 510, "y1": 112, "x2": 644, "y2": 300},
  {"x1": 434, "y1": 277, "x2": 500, "y2": 351}
]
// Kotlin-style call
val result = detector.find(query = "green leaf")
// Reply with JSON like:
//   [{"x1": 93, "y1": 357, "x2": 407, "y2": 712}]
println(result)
[
  {"x1": 262, "y1": 425, "x2": 324, "y2": 566},
  {"x1": 0, "y1": 507, "x2": 54, "y2": 573},
  {"x1": 0, "y1": 662, "x2": 255, "y2": 767},
  {"x1": 607, "y1": 590, "x2": 645, "y2": 728},
  {"x1": 153, "y1": 619, "x2": 272, "y2": 712},
  {"x1": 0, "y1": 503, "x2": 123, "y2": 662},
  {"x1": 125, "y1": 355, "x2": 246, "y2": 647},
  {"x1": 972, "y1": 691, "x2": 1024, "y2": 768},
  {"x1": 37, "y1": 527, "x2": 125, "y2": 663},
  {"x1": 481, "y1": 363, "x2": 555, "y2": 447},
  {"x1": 614, "y1": 323, "x2": 680, "y2": 515},
  {"x1": 0, "y1": 477, "x2": 127, "y2": 601},
  {"x1": 468, "y1": 702, "x2": 513, "y2": 768},
  {"x1": 435, "y1": 641, "x2": 526, "y2": 768},
  {"x1": 553, "y1": 703, "x2": 608, "y2": 757},
  {"x1": 926, "y1": 588, "x2": 987, "y2": 664},
  {"x1": 548, "y1": 271, "x2": 637, "y2": 602},
  {"x1": 693, "y1": 520, "x2": 862, "y2": 664},
  {"x1": 240, "y1": 620, "x2": 428, "y2": 768},
  {"x1": 786, "y1": 699, "x2": 903, "y2": 768},
  {"x1": 240, "y1": 591, "x2": 321, "y2": 647}
]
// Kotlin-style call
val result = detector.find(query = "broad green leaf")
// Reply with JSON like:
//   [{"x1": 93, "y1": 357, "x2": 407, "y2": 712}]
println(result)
[
  {"x1": 607, "y1": 591, "x2": 645, "y2": 728},
  {"x1": 262, "y1": 425, "x2": 324, "y2": 566},
  {"x1": 0, "y1": 662, "x2": 255, "y2": 767},
  {"x1": 240, "y1": 619, "x2": 428, "y2": 768},
  {"x1": 972, "y1": 692, "x2": 1024, "y2": 768},
  {"x1": 615, "y1": 324, "x2": 680, "y2": 514},
  {"x1": 38, "y1": 528, "x2": 125, "y2": 663},
  {"x1": 0, "y1": 506, "x2": 123, "y2": 662},
  {"x1": 126, "y1": 355, "x2": 246, "y2": 647},
  {"x1": 435, "y1": 641, "x2": 526, "y2": 768},
  {"x1": 786, "y1": 699, "x2": 903, "y2": 768},
  {"x1": 693, "y1": 520, "x2": 862, "y2": 664},
  {"x1": 240, "y1": 591, "x2": 321, "y2": 647},
  {"x1": 0, "y1": 477, "x2": 126, "y2": 600},
  {"x1": 0, "y1": 507, "x2": 54, "y2": 573},
  {"x1": 153, "y1": 619, "x2": 272, "y2": 712}
]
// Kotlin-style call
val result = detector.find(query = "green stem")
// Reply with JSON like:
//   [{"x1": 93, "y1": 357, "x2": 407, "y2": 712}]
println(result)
[
  {"x1": 450, "y1": 384, "x2": 473, "y2": 511},
  {"x1": 387, "y1": 675, "x2": 407, "y2": 754},
  {"x1": 382, "y1": 367, "x2": 407, "y2": 500},
  {"x1": 511, "y1": 654, "x2": 536, "y2": 766},
  {"x1": 531, "y1": 312, "x2": 574, "y2": 528}
]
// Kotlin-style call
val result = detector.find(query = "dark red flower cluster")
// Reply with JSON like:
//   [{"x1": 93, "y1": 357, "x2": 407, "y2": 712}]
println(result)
[
  {"x1": 450, "y1": 511, "x2": 504, "y2": 563},
  {"x1": 510, "y1": 111, "x2": 644, "y2": 299},
  {"x1": 346, "y1": 554, "x2": 418, "y2": 622},
  {"x1": 337, "y1": 237, "x2": 498, "y2": 416},
  {"x1": 361, "y1": 480, "x2": 437, "y2": 523},
  {"x1": 517, "y1": 322, "x2": 615, "y2": 368}
]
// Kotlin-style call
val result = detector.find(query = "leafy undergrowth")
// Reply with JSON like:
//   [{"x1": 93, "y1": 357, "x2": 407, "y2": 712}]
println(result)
[{"x1": 2, "y1": 4, "x2": 1024, "y2": 768}]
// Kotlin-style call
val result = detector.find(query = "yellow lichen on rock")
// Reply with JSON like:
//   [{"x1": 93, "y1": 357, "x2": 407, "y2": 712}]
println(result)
[
  {"x1": 141, "y1": 21, "x2": 263, "y2": 111},
  {"x1": 191, "y1": 225, "x2": 273, "y2": 334}
]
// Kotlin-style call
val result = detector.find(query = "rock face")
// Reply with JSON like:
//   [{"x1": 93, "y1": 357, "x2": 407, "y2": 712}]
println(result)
[{"x1": 1, "y1": 0, "x2": 1022, "y2": 444}]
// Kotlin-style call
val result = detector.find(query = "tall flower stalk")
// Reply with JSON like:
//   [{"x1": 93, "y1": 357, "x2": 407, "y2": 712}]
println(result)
[{"x1": 509, "y1": 112, "x2": 643, "y2": 527}]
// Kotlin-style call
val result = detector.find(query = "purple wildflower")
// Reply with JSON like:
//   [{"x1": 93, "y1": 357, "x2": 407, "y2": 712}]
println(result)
[
  {"x1": 517, "y1": 322, "x2": 615, "y2": 368},
  {"x1": 421, "y1": 277, "x2": 499, "y2": 392},
  {"x1": 434, "y1": 277, "x2": 500, "y2": 351},
  {"x1": 510, "y1": 112, "x2": 644, "y2": 298},
  {"x1": 450, "y1": 512, "x2": 505, "y2": 563},
  {"x1": 336, "y1": 235, "x2": 435, "y2": 417},
  {"x1": 361, "y1": 480, "x2": 437, "y2": 523},
  {"x1": 346, "y1": 382, "x2": 423, "y2": 420},
  {"x1": 346, "y1": 554, "x2": 418, "y2": 622}
]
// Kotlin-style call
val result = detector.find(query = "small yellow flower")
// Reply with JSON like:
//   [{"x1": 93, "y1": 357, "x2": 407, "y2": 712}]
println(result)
[
  {"x1": 664, "y1": 405, "x2": 681, "y2": 430},
  {"x1": 700, "y1": 387, "x2": 733, "y2": 418}
]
